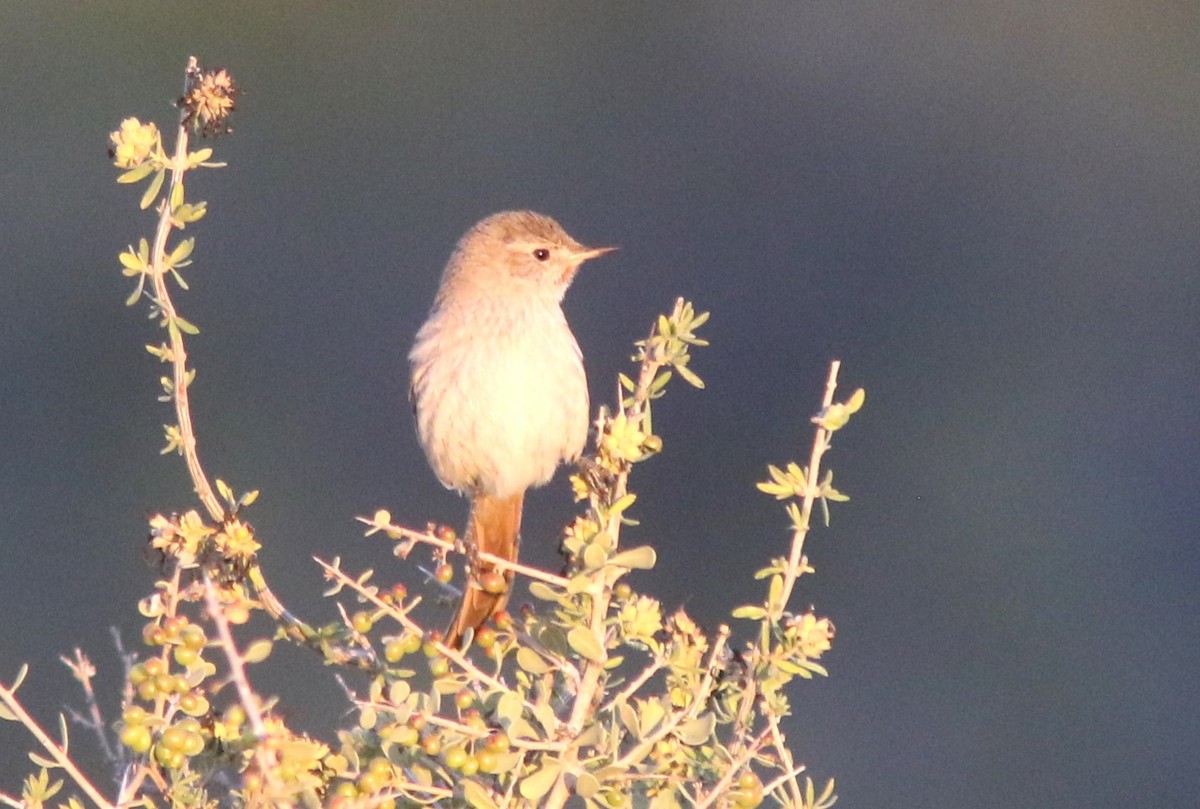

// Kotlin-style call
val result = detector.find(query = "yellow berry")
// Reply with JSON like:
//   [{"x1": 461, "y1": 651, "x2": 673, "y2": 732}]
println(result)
[
  {"x1": 178, "y1": 691, "x2": 210, "y2": 717},
  {"x1": 173, "y1": 645, "x2": 198, "y2": 667},
  {"x1": 122, "y1": 705, "x2": 148, "y2": 725},
  {"x1": 421, "y1": 734, "x2": 442, "y2": 757},
  {"x1": 352, "y1": 611, "x2": 374, "y2": 634},
  {"x1": 442, "y1": 745, "x2": 468, "y2": 771},
  {"x1": 181, "y1": 625, "x2": 207, "y2": 650},
  {"x1": 385, "y1": 640, "x2": 406, "y2": 663},
  {"x1": 119, "y1": 723, "x2": 152, "y2": 753}
]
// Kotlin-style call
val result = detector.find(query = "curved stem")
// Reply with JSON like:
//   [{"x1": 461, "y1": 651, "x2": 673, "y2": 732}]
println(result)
[{"x1": 149, "y1": 56, "x2": 223, "y2": 524}]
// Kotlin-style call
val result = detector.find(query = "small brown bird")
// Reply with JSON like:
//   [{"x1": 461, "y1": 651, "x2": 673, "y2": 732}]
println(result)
[{"x1": 409, "y1": 211, "x2": 614, "y2": 646}]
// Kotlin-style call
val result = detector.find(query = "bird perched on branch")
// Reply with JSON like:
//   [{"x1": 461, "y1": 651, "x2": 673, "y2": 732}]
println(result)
[{"x1": 409, "y1": 210, "x2": 614, "y2": 646}]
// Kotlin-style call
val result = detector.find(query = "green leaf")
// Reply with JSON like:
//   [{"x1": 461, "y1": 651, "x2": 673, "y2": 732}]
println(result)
[
  {"x1": 119, "y1": 250, "x2": 146, "y2": 271},
  {"x1": 117, "y1": 163, "x2": 155, "y2": 183},
  {"x1": 462, "y1": 780, "x2": 499, "y2": 809},
  {"x1": 676, "y1": 713, "x2": 715, "y2": 746},
  {"x1": 170, "y1": 178, "x2": 185, "y2": 210},
  {"x1": 567, "y1": 626, "x2": 605, "y2": 663},
  {"x1": 566, "y1": 572, "x2": 593, "y2": 595},
  {"x1": 27, "y1": 752, "x2": 56, "y2": 769},
  {"x1": 519, "y1": 760, "x2": 561, "y2": 801},
  {"x1": 495, "y1": 691, "x2": 522, "y2": 726},
  {"x1": 528, "y1": 581, "x2": 563, "y2": 602},
  {"x1": 767, "y1": 574, "x2": 784, "y2": 612},
  {"x1": 616, "y1": 701, "x2": 638, "y2": 735},
  {"x1": 12, "y1": 663, "x2": 28, "y2": 690},
  {"x1": 139, "y1": 169, "x2": 165, "y2": 210},
  {"x1": 516, "y1": 647, "x2": 552, "y2": 675},
  {"x1": 582, "y1": 543, "x2": 608, "y2": 570},
  {"x1": 608, "y1": 545, "x2": 657, "y2": 570},
  {"x1": 0, "y1": 702, "x2": 16, "y2": 721},
  {"x1": 166, "y1": 237, "x2": 195, "y2": 267},
  {"x1": 674, "y1": 362, "x2": 705, "y2": 389},
  {"x1": 731, "y1": 605, "x2": 766, "y2": 620},
  {"x1": 188, "y1": 147, "x2": 214, "y2": 166},
  {"x1": 609, "y1": 493, "x2": 637, "y2": 515},
  {"x1": 173, "y1": 315, "x2": 200, "y2": 335},
  {"x1": 638, "y1": 698, "x2": 666, "y2": 734},
  {"x1": 242, "y1": 639, "x2": 273, "y2": 664},
  {"x1": 574, "y1": 771, "x2": 600, "y2": 799}
]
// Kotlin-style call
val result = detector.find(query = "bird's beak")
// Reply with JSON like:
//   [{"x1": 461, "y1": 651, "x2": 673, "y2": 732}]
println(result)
[{"x1": 575, "y1": 245, "x2": 618, "y2": 263}]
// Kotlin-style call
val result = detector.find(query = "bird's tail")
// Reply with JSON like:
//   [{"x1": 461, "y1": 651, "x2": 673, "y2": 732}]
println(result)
[{"x1": 446, "y1": 492, "x2": 524, "y2": 647}]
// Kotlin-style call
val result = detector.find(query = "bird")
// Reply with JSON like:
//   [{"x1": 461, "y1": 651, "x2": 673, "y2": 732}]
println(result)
[{"x1": 409, "y1": 210, "x2": 614, "y2": 647}]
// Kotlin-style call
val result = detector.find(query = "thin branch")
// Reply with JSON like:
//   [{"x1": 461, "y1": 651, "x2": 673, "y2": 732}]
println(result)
[
  {"x1": 149, "y1": 56, "x2": 224, "y2": 524},
  {"x1": 544, "y1": 311, "x2": 676, "y2": 809},
  {"x1": 59, "y1": 648, "x2": 116, "y2": 762},
  {"x1": 0, "y1": 681, "x2": 116, "y2": 809},
  {"x1": 692, "y1": 727, "x2": 772, "y2": 809},
  {"x1": 765, "y1": 708, "x2": 806, "y2": 809},
  {"x1": 200, "y1": 574, "x2": 266, "y2": 738},
  {"x1": 597, "y1": 656, "x2": 667, "y2": 715},
  {"x1": 612, "y1": 627, "x2": 730, "y2": 772},
  {"x1": 776, "y1": 360, "x2": 840, "y2": 613},
  {"x1": 314, "y1": 558, "x2": 542, "y2": 713},
  {"x1": 359, "y1": 517, "x2": 574, "y2": 590}
]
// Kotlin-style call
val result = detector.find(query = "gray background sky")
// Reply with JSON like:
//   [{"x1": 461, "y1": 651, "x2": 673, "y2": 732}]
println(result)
[{"x1": 1, "y1": 3, "x2": 1197, "y2": 807}]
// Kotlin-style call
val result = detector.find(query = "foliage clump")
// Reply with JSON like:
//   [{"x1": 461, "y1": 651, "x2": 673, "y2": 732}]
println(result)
[{"x1": 1, "y1": 58, "x2": 862, "y2": 809}]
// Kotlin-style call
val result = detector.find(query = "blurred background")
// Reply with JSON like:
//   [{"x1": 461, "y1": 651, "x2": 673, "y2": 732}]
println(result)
[{"x1": 1, "y1": 2, "x2": 1197, "y2": 806}]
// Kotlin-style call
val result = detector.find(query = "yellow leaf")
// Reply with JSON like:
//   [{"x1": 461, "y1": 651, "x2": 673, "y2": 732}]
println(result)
[
  {"x1": 519, "y1": 761, "x2": 561, "y2": 801},
  {"x1": 567, "y1": 626, "x2": 604, "y2": 663}
]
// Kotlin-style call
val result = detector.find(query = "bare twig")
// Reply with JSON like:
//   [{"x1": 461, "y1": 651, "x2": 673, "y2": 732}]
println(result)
[
  {"x1": 359, "y1": 516, "x2": 573, "y2": 590},
  {"x1": 0, "y1": 678, "x2": 116, "y2": 809},
  {"x1": 60, "y1": 648, "x2": 116, "y2": 762}
]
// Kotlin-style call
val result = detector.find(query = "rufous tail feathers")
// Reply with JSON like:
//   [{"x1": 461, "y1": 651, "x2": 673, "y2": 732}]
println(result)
[{"x1": 445, "y1": 492, "x2": 524, "y2": 647}]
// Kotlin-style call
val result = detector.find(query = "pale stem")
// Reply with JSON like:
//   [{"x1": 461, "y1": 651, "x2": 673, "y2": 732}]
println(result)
[
  {"x1": 544, "y1": 325, "x2": 667, "y2": 809},
  {"x1": 0, "y1": 682, "x2": 116, "y2": 809},
  {"x1": 776, "y1": 359, "x2": 841, "y2": 613},
  {"x1": 361, "y1": 518, "x2": 572, "y2": 589},
  {"x1": 149, "y1": 55, "x2": 224, "y2": 524}
]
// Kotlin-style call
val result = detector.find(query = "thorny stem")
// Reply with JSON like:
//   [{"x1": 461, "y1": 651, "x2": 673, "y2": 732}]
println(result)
[{"x1": 775, "y1": 360, "x2": 841, "y2": 615}]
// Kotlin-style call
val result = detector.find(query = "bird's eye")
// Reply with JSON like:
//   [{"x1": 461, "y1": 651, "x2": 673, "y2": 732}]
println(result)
[{"x1": 533, "y1": 248, "x2": 550, "y2": 261}]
